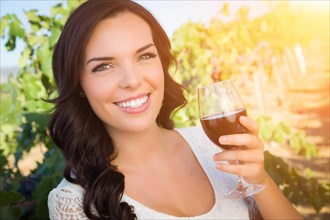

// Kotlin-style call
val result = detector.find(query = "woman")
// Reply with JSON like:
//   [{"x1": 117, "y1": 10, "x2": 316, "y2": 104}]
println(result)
[{"x1": 47, "y1": 0, "x2": 303, "y2": 219}]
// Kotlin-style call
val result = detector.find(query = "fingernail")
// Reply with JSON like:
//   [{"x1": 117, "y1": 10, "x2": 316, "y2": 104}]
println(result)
[
  {"x1": 241, "y1": 116, "x2": 248, "y2": 122},
  {"x1": 219, "y1": 136, "x2": 227, "y2": 144},
  {"x1": 216, "y1": 164, "x2": 223, "y2": 169}
]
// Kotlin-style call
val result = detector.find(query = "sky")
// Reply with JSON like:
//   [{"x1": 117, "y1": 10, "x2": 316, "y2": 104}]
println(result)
[{"x1": 0, "y1": 0, "x2": 270, "y2": 71}]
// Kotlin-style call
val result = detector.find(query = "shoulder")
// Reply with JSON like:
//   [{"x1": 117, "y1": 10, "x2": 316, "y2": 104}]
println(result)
[
  {"x1": 176, "y1": 126, "x2": 220, "y2": 153},
  {"x1": 48, "y1": 178, "x2": 88, "y2": 220},
  {"x1": 175, "y1": 126, "x2": 222, "y2": 176},
  {"x1": 175, "y1": 125, "x2": 203, "y2": 134},
  {"x1": 175, "y1": 126, "x2": 205, "y2": 143}
]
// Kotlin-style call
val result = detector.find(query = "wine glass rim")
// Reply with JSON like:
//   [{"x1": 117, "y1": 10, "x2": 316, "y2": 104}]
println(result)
[{"x1": 198, "y1": 79, "x2": 234, "y2": 90}]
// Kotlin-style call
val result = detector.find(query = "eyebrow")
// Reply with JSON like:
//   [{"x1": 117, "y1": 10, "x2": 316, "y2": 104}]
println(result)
[{"x1": 85, "y1": 43, "x2": 155, "y2": 66}]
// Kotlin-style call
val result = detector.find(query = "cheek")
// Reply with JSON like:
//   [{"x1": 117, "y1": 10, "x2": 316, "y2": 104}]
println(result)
[
  {"x1": 148, "y1": 60, "x2": 165, "y2": 88},
  {"x1": 80, "y1": 75, "x2": 117, "y2": 105}
]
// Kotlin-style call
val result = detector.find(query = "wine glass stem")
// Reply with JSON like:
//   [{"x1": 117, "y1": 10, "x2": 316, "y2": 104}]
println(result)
[{"x1": 236, "y1": 160, "x2": 249, "y2": 191}]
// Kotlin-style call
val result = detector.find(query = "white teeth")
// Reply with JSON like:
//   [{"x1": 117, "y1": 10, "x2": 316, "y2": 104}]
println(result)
[{"x1": 117, "y1": 95, "x2": 148, "y2": 108}]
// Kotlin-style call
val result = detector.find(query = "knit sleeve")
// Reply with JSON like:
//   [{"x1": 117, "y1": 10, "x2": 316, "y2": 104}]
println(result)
[{"x1": 48, "y1": 180, "x2": 89, "y2": 220}]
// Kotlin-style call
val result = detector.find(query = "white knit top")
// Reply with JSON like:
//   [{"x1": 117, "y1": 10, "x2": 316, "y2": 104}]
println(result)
[{"x1": 48, "y1": 126, "x2": 249, "y2": 219}]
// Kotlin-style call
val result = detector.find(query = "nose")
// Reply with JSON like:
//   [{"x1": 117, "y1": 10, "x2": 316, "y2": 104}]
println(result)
[{"x1": 119, "y1": 64, "x2": 142, "y2": 89}]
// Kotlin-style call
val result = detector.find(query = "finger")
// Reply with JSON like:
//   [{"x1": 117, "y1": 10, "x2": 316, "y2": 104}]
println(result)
[
  {"x1": 239, "y1": 116, "x2": 259, "y2": 136},
  {"x1": 219, "y1": 133, "x2": 263, "y2": 149},
  {"x1": 213, "y1": 150, "x2": 264, "y2": 163},
  {"x1": 215, "y1": 163, "x2": 265, "y2": 183}
]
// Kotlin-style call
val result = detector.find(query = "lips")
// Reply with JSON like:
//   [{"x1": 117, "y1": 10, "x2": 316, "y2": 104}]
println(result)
[{"x1": 115, "y1": 93, "x2": 150, "y2": 109}]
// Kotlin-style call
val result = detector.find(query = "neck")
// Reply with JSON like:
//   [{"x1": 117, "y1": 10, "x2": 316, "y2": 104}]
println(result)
[{"x1": 110, "y1": 123, "x2": 172, "y2": 171}]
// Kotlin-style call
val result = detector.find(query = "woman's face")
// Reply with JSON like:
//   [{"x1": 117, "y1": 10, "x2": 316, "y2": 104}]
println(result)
[{"x1": 80, "y1": 12, "x2": 164, "y2": 134}]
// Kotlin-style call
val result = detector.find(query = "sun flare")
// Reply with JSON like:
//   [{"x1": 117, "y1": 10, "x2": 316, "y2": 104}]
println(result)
[{"x1": 289, "y1": 0, "x2": 330, "y2": 12}]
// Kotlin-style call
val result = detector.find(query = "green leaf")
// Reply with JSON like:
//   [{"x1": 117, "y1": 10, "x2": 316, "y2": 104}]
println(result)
[
  {"x1": 35, "y1": 197, "x2": 49, "y2": 220},
  {"x1": 0, "y1": 191, "x2": 24, "y2": 206},
  {"x1": 305, "y1": 142, "x2": 318, "y2": 160},
  {"x1": 0, "y1": 15, "x2": 9, "y2": 37},
  {"x1": 18, "y1": 47, "x2": 31, "y2": 68},
  {"x1": 272, "y1": 129, "x2": 284, "y2": 143},
  {"x1": 51, "y1": 4, "x2": 63, "y2": 17},
  {"x1": 0, "y1": 148, "x2": 7, "y2": 166},
  {"x1": 25, "y1": 10, "x2": 40, "y2": 23},
  {"x1": 310, "y1": 195, "x2": 324, "y2": 213},
  {"x1": 278, "y1": 121, "x2": 291, "y2": 135},
  {"x1": 26, "y1": 33, "x2": 39, "y2": 47},
  {"x1": 289, "y1": 133, "x2": 302, "y2": 153},
  {"x1": 49, "y1": 27, "x2": 61, "y2": 46},
  {"x1": 32, "y1": 175, "x2": 61, "y2": 200},
  {"x1": 257, "y1": 116, "x2": 275, "y2": 141},
  {"x1": 5, "y1": 37, "x2": 16, "y2": 51},
  {"x1": 36, "y1": 39, "x2": 51, "y2": 62},
  {"x1": 8, "y1": 14, "x2": 25, "y2": 38},
  {"x1": 24, "y1": 112, "x2": 50, "y2": 132},
  {"x1": 0, "y1": 206, "x2": 23, "y2": 220},
  {"x1": 21, "y1": 73, "x2": 47, "y2": 101},
  {"x1": 68, "y1": 0, "x2": 85, "y2": 11},
  {"x1": 40, "y1": 55, "x2": 53, "y2": 77},
  {"x1": 0, "y1": 124, "x2": 17, "y2": 155}
]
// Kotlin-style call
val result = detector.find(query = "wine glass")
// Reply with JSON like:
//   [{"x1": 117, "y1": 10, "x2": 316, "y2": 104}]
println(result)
[{"x1": 198, "y1": 79, "x2": 265, "y2": 199}]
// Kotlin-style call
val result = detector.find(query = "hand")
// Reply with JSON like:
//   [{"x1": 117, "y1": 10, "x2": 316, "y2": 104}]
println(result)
[{"x1": 213, "y1": 116, "x2": 267, "y2": 184}]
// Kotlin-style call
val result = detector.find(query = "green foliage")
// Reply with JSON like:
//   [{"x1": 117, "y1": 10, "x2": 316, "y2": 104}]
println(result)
[
  {"x1": 1, "y1": 1, "x2": 83, "y2": 219},
  {"x1": 0, "y1": 191, "x2": 25, "y2": 220},
  {"x1": 1, "y1": 148, "x2": 64, "y2": 219},
  {"x1": 265, "y1": 151, "x2": 330, "y2": 212},
  {"x1": 257, "y1": 116, "x2": 318, "y2": 160}
]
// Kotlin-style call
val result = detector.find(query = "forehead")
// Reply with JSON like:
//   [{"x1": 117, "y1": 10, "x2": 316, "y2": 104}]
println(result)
[{"x1": 85, "y1": 12, "x2": 154, "y2": 57}]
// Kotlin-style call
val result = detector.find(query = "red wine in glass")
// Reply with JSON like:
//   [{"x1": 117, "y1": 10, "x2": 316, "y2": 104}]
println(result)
[
  {"x1": 198, "y1": 80, "x2": 265, "y2": 199},
  {"x1": 200, "y1": 109, "x2": 247, "y2": 150}
]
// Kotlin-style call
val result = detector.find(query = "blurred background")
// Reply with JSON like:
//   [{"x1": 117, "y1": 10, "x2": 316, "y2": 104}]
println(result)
[{"x1": 0, "y1": 0, "x2": 329, "y2": 219}]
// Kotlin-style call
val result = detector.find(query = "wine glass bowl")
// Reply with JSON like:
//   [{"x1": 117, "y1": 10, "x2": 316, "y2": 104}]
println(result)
[
  {"x1": 198, "y1": 80, "x2": 247, "y2": 149},
  {"x1": 198, "y1": 80, "x2": 265, "y2": 199},
  {"x1": 200, "y1": 108, "x2": 248, "y2": 150}
]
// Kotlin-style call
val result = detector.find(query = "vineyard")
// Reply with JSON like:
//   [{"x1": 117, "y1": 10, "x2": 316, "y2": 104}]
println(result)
[{"x1": 0, "y1": 1, "x2": 329, "y2": 219}]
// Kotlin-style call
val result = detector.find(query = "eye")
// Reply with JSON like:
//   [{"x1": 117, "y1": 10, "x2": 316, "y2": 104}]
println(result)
[
  {"x1": 92, "y1": 62, "x2": 113, "y2": 73},
  {"x1": 138, "y1": 52, "x2": 157, "y2": 61}
]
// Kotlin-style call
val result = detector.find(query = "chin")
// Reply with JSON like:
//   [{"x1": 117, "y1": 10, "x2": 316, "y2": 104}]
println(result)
[{"x1": 126, "y1": 120, "x2": 157, "y2": 132}]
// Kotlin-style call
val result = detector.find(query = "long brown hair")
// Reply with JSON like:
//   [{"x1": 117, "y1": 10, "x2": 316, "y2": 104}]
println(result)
[{"x1": 49, "y1": 0, "x2": 186, "y2": 219}]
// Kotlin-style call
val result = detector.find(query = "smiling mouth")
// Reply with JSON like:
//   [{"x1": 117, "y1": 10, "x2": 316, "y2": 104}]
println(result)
[{"x1": 115, "y1": 94, "x2": 149, "y2": 109}]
